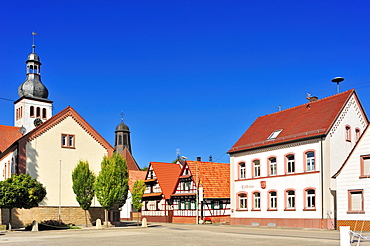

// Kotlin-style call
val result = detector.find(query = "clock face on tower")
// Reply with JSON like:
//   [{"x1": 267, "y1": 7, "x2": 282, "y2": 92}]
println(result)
[{"x1": 34, "y1": 118, "x2": 43, "y2": 127}]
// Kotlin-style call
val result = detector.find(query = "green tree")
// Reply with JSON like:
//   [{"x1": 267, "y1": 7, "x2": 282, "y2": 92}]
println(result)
[
  {"x1": 131, "y1": 180, "x2": 146, "y2": 212},
  {"x1": 0, "y1": 174, "x2": 46, "y2": 228},
  {"x1": 72, "y1": 160, "x2": 95, "y2": 227},
  {"x1": 94, "y1": 154, "x2": 128, "y2": 227}
]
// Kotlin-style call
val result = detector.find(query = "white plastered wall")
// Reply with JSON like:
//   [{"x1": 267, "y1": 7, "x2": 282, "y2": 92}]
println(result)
[{"x1": 26, "y1": 116, "x2": 108, "y2": 206}]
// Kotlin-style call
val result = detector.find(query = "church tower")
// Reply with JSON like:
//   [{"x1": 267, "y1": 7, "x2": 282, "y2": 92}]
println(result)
[
  {"x1": 114, "y1": 114, "x2": 132, "y2": 154},
  {"x1": 14, "y1": 35, "x2": 53, "y2": 134}
]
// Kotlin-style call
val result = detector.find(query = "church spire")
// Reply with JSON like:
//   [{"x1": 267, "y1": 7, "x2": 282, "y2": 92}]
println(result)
[
  {"x1": 18, "y1": 32, "x2": 50, "y2": 100},
  {"x1": 114, "y1": 112, "x2": 132, "y2": 154},
  {"x1": 14, "y1": 33, "x2": 53, "y2": 134}
]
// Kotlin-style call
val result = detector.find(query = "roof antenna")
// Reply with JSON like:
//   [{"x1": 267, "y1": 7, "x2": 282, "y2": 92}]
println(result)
[
  {"x1": 278, "y1": 105, "x2": 282, "y2": 111},
  {"x1": 331, "y1": 77, "x2": 344, "y2": 94},
  {"x1": 176, "y1": 148, "x2": 181, "y2": 160}
]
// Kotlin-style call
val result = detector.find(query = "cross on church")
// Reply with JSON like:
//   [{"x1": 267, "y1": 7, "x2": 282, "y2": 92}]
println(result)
[{"x1": 120, "y1": 111, "x2": 125, "y2": 121}]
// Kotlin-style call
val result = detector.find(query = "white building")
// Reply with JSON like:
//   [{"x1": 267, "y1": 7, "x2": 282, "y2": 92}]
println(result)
[
  {"x1": 333, "y1": 124, "x2": 370, "y2": 231},
  {"x1": 228, "y1": 90, "x2": 368, "y2": 229}
]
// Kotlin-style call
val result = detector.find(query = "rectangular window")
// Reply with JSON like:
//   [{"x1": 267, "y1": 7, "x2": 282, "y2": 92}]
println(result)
[
  {"x1": 61, "y1": 134, "x2": 75, "y2": 148},
  {"x1": 254, "y1": 193, "x2": 261, "y2": 209},
  {"x1": 239, "y1": 162, "x2": 246, "y2": 179},
  {"x1": 267, "y1": 129, "x2": 282, "y2": 140},
  {"x1": 306, "y1": 189, "x2": 315, "y2": 208},
  {"x1": 239, "y1": 194, "x2": 247, "y2": 209},
  {"x1": 306, "y1": 152, "x2": 315, "y2": 171},
  {"x1": 254, "y1": 160, "x2": 260, "y2": 177},
  {"x1": 287, "y1": 155, "x2": 295, "y2": 173},
  {"x1": 287, "y1": 190, "x2": 295, "y2": 209},
  {"x1": 361, "y1": 155, "x2": 370, "y2": 177},
  {"x1": 348, "y1": 190, "x2": 363, "y2": 213},
  {"x1": 269, "y1": 158, "x2": 277, "y2": 175},
  {"x1": 269, "y1": 191, "x2": 277, "y2": 209}
]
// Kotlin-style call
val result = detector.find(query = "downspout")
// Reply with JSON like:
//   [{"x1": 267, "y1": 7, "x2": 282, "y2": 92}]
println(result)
[{"x1": 320, "y1": 136, "x2": 324, "y2": 228}]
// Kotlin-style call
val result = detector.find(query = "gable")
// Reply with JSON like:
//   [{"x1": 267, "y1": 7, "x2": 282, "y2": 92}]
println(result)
[
  {"x1": 150, "y1": 162, "x2": 182, "y2": 199},
  {"x1": 229, "y1": 90, "x2": 361, "y2": 153}
]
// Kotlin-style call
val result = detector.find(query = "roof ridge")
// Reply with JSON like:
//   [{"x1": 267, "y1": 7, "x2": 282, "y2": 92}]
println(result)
[{"x1": 258, "y1": 89, "x2": 354, "y2": 119}]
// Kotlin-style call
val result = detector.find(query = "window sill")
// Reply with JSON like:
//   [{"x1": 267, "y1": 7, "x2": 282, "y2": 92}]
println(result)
[
  {"x1": 359, "y1": 175, "x2": 370, "y2": 179},
  {"x1": 284, "y1": 208, "x2": 296, "y2": 211},
  {"x1": 236, "y1": 209, "x2": 248, "y2": 211},
  {"x1": 347, "y1": 211, "x2": 365, "y2": 214},
  {"x1": 62, "y1": 146, "x2": 76, "y2": 149},
  {"x1": 251, "y1": 208, "x2": 261, "y2": 211},
  {"x1": 267, "y1": 208, "x2": 277, "y2": 211},
  {"x1": 303, "y1": 208, "x2": 316, "y2": 211}
]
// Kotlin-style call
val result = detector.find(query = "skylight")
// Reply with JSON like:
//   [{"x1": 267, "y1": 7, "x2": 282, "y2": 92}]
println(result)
[{"x1": 267, "y1": 129, "x2": 283, "y2": 140}]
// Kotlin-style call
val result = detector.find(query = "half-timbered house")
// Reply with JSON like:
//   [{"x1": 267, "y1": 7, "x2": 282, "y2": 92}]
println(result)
[
  {"x1": 141, "y1": 162, "x2": 181, "y2": 222},
  {"x1": 171, "y1": 159, "x2": 230, "y2": 224}
]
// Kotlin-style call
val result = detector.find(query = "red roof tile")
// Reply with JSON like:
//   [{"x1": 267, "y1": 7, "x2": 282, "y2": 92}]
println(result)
[
  {"x1": 186, "y1": 161, "x2": 230, "y2": 199},
  {"x1": 128, "y1": 170, "x2": 146, "y2": 191},
  {"x1": 120, "y1": 147, "x2": 140, "y2": 171},
  {"x1": 150, "y1": 162, "x2": 182, "y2": 199},
  {"x1": 229, "y1": 90, "x2": 362, "y2": 153},
  {"x1": 0, "y1": 125, "x2": 22, "y2": 153}
]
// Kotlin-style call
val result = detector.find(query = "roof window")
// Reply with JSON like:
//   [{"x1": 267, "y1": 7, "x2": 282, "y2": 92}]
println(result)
[{"x1": 267, "y1": 129, "x2": 282, "y2": 140}]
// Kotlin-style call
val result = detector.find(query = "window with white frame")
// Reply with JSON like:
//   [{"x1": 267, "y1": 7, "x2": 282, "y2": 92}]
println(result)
[
  {"x1": 269, "y1": 191, "x2": 277, "y2": 209},
  {"x1": 267, "y1": 129, "x2": 282, "y2": 140},
  {"x1": 287, "y1": 155, "x2": 295, "y2": 173},
  {"x1": 239, "y1": 162, "x2": 246, "y2": 179},
  {"x1": 348, "y1": 190, "x2": 363, "y2": 212},
  {"x1": 254, "y1": 160, "x2": 260, "y2": 177},
  {"x1": 356, "y1": 128, "x2": 361, "y2": 142},
  {"x1": 345, "y1": 125, "x2": 351, "y2": 141},
  {"x1": 286, "y1": 190, "x2": 295, "y2": 209},
  {"x1": 254, "y1": 192, "x2": 261, "y2": 209},
  {"x1": 361, "y1": 155, "x2": 370, "y2": 176},
  {"x1": 306, "y1": 151, "x2": 315, "y2": 171},
  {"x1": 239, "y1": 193, "x2": 247, "y2": 209},
  {"x1": 62, "y1": 134, "x2": 75, "y2": 148},
  {"x1": 306, "y1": 189, "x2": 315, "y2": 208},
  {"x1": 269, "y1": 157, "x2": 277, "y2": 175}
]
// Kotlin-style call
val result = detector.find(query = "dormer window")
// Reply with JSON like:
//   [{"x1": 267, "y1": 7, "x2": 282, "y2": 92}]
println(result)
[{"x1": 267, "y1": 129, "x2": 282, "y2": 140}]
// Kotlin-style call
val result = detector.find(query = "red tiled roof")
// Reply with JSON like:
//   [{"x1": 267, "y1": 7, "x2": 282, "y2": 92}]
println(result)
[
  {"x1": 150, "y1": 162, "x2": 182, "y2": 199},
  {"x1": 120, "y1": 147, "x2": 140, "y2": 171},
  {"x1": 128, "y1": 170, "x2": 146, "y2": 191},
  {"x1": 186, "y1": 161, "x2": 230, "y2": 199},
  {"x1": 0, "y1": 125, "x2": 22, "y2": 153},
  {"x1": 229, "y1": 90, "x2": 362, "y2": 153}
]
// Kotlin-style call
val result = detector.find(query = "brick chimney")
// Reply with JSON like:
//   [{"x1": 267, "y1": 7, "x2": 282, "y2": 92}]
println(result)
[{"x1": 197, "y1": 157, "x2": 201, "y2": 161}]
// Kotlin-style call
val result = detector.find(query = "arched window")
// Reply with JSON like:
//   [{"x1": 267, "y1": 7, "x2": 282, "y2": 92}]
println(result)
[
  {"x1": 253, "y1": 192, "x2": 261, "y2": 210},
  {"x1": 238, "y1": 193, "x2": 247, "y2": 209},
  {"x1": 286, "y1": 190, "x2": 295, "y2": 209},
  {"x1": 269, "y1": 157, "x2": 277, "y2": 176},
  {"x1": 306, "y1": 151, "x2": 315, "y2": 171},
  {"x1": 42, "y1": 108, "x2": 47, "y2": 119},
  {"x1": 345, "y1": 125, "x2": 351, "y2": 142},
  {"x1": 36, "y1": 107, "x2": 40, "y2": 118},
  {"x1": 253, "y1": 160, "x2": 260, "y2": 177},
  {"x1": 286, "y1": 154, "x2": 295, "y2": 173},
  {"x1": 30, "y1": 106, "x2": 35, "y2": 117},
  {"x1": 306, "y1": 189, "x2": 315, "y2": 209},
  {"x1": 269, "y1": 191, "x2": 277, "y2": 209},
  {"x1": 356, "y1": 128, "x2": 361, "y2": 142},
  {"x1": 239, "y1": 162, "x2": 246, "y2": 179}
]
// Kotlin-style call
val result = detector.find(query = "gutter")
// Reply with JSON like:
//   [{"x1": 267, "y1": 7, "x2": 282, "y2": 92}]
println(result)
[
  {"x1": 320, "y1": 136, "x2": 324, "y2": 224},
  {"x1": 228, "y1": 134, "x2": 326, "y2": 155}
]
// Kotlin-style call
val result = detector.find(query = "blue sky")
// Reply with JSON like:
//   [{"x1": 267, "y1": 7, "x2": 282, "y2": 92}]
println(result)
[{"x1": 1, "y1": 1, "x2": 370, "y2": 167}]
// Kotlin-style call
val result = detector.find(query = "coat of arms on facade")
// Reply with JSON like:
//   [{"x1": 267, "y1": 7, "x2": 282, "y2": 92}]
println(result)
[{"x1": 260, "y1": 181, "x2": 266, "y2": 189}]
